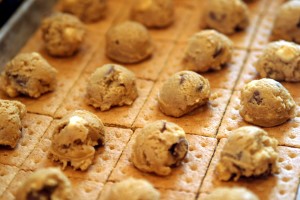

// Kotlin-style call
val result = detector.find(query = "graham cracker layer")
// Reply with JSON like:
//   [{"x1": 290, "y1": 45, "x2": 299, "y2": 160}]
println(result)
[
  {"x1": 200, "y1": 139, "x2": 300, "y2": 200},
  {"x1": 54, "y1": 74, "x2": 154, "y2": 127},
  {"x1": 98, "y1": 181, "x2": 196, "y2": 200},
  {"x1": 21, "y1": 124, "x2": 133, "y2": 184},
  {"x1": 217, "y1": 91, "x2": 300, "y2": 148},
  {"x1": 0, "y1": 113, "x2": 52, "y2": 167},
  {"x1": 109, "y1": 130, "x2": 217, "y2": 193},
  {"x1": 0, "y1": 164, "x2": 19, "y2": 197},
  {"x1": 158, "y1": 43, "x2": 248, "y2": 90},
  {"x1": 133, "y1": 83, "x2": 231, "y2": 137}
]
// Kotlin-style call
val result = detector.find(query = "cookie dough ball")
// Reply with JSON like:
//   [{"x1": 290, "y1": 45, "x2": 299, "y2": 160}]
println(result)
[
  {"x1": 204, "y1": 0, "x2": 250, "y2": 35},
  {"x1": 215, "y1": 126, "x2": 279, "y2": 181},
  {"x1": 60, "y1": 0, "x2": 106, "y2": 23},
  {"x1": 131, "y1": 0, "x2": 174, "y2": 28},
  {"x1": 106, "y1": 21, "x2": 153, "y2": 63},
  {"x1": 272, "y1": 1, "x2": 300, "y2": 44},
  {"x1": 158, "y1": 71, "x2": 210, "y2": 117},
  {"x1": 86, "y1": 64, "x2": 138, "y2": 111},
  {"x1": 0, "y1": 52, "x2": 57, "y2": 98},
  {"x1": 205, "y1": 187, "x2": 259, "y2": 200},
  {"x1": 239, "y1": 78, "x2": 296, "y2": 127},
  {"x1": 131, "y1": 120, "x2": 189, "y2": 176},
  {"x1": 49, "y1": 110, "x2": 105, "y2": 171},
  {"x1": 255, "y1": 41, "x2": 300, "y2": 82},
  {"x1": 41, "y1": 13, "x2": 85, "y2": 57},
  {"x1": 182, "y1": 30, "x2": 233, "y2": 72},
  {"x1": 103, "y1": 178, "x2": 160, "y2": 200},
  {"x1": 0, "y1": 100, "x2": 26, "y2": 148},
  {"x1": 16, "y1": 168, "x2": 72, "y2": 200}
]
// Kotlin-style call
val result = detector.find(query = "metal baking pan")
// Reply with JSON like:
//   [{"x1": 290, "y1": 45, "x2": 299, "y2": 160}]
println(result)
[{"x1": 0, "y1": 0, "x2": 56, "y2": 69}]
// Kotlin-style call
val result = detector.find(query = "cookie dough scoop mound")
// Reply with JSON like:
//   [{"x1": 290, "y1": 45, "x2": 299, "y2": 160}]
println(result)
[
  {"x1": 204, "y1": 0, "x2": 250, "y2": 35},
  {"x1": 255, "y1": 41, "x2": 300, "y2": 82},
  {"x1": 239, "y1": 78, "x2": 296, "y2": 127},
  {"x1": 86, "y1": 64, "x2": 138, "y2": 111},
  {"x1": 49, "y1": 110, "x2": 105, "y2": 171},
  {"x1": 204, "y1": 187, "x2": 259, "y2": 200},
  {"x1": 131, "y1": 120, "x2": 189, "y2": 176},
  {"x1": 41, "y1": 13, "x2": 85, "y2": 57},
  {"x1": 16, "y1": 168, "x2": 72, "y2": 200},
  {"x1": 0, "y1": 100, "x2": 26, "y2": 148},
  {"x1": 158, "y1": 71, "x2": 210, "y2": 117},
  {"x1": 102, "y1": 178, "x2": 160, "y2": 200},
  {"x1": 272, "y1": 1, "x2": 300, "y2": 44},
  {"x1": 60, "y1": 0, "x2": 106, "y2": 23},
  {"x1": 130, "y1": 0, "x2": 174, "y2": 28},
  {"x1": 215, "y1": 126, "x2": 279, "y2": 181},
  {"x1": 182, "y1": 30, "x2": 233, "y2": 72},
  {"x1": 106, "y1": 21, "x2": 153, "y2": 63},
  {"x1": 0, "y1": 52, "x2": 57, "y2": 98}
]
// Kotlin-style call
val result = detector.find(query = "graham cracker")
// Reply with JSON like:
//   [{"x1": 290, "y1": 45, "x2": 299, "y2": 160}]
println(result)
[
  {"x1": 98, "y1": 181, "x2": 196, "y2": 200},
  {"x1": 158, "y1": 42, "x2": 248, "y2": 90},
  {"x1": 200, "y1": 139, "x2": 300, "y2": 200},
  {"x1": 54, "y1": 74, "x2": 154, "y2": 127},
  {"x1": 235, "y1": 51, "x2": 300, "y2": 98},
  {"x1": 250, "y1": 0, "x2": 286, "y2": 50},
  {"x1": 111, "y1": 0, "x2": 193, "y2": 42},
  {"x1": 217, "y1": 91, "x2": 300, "y2": 148},
  {"x1": 0, "y1": 164, "x2": 19, "y2": 197},
  {"x1": 83, "y1": 37, "x2": 175, "y2": 81},
  {"x1": 108, "y1": 130, "x2": 217, "y2": 193},
  {"x1": 0, "y1": 28, "x2": 101, "y2": 116},
  {"x1": 1, "y1": 170, "x2": 103, "y2": 200},
  {"x1": 133, "y1": 81, "x2": 231, "y2": 137},
  {"x1": 21, "y1": 126, "x2": 133, "y2": 184},
  {"x1": 0, "y1": 113, "x2": 52, "y2": 167},
  {"x1": 177, "y1": 0, "x2": 264, "y2": 49}
]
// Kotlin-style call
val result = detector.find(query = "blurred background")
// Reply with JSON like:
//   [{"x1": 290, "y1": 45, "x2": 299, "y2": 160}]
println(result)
[{"x1": 0, "y1": 0, "x2": 24, "y2": 27}]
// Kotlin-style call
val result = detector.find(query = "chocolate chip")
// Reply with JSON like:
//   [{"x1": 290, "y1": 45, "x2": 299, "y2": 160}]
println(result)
[
  {"x1": 196, "y1": 84, "x2": 203, "y2": 92},
  {"x1": 115, "y1": 40, "x2": 120, "y2": 45},
  {"x1": 213, "y1": 46, "x2": 223, "y2": 58},
  {"x1": 179, "y1": 74, "x2": 186, "y2": 85},
  {"x1": 161, "y1": 121, "x2": 167, "y2": 132},
  {"x1": 11, "y1": 74, "x2": 28, "y2": 87},
  {"x1": 169, "y1": 138, "x2": 189, "y2": 166},
  {"x1": 74, "y1": 139, "x2": 83, "y2": 145},
  {"x1": 250, "y1": 90, "x2": 263, "y2": 105},
  {"x1": 26, "y1": 185, "x2": 58, "y2": 200},
  {"x1": 234, "y1": 25, "x2": 243, "y2": 32},
  {"x1": 297, "y1": 18, "x2": 300, "y2": 28},
  {"x1": 209, "y1": 12, "x2": 217, "y2": 20},
  {"x1": 106, "y1": 66, "x2": 115, "y2": 76}
]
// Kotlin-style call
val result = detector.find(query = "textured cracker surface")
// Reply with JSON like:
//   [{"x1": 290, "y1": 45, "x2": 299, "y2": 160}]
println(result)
[{"x1": 0, "y1": 0, "x2": 300, "y2": 199}]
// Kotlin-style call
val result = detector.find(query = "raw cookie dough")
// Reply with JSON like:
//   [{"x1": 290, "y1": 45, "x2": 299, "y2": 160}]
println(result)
[
  {"x1": 254, "y1": 40, "x2": 300, "y2": 82},
  {"x1": 182, "y1": 30, "x2": 233, "y2": 72},
  {"x1": 61, "y1": 0, "x2": 106, "y2": 23},
  {"x1": 102, "y1": 178, "x2": 160, "y2": 200},
  {"x1": 272, "y1": 1, "x2": 300, "y2": 44},
  {"x1": 204, "y1": 187, "x2": 259, "y2": 200},
  {"x1": 16, "y1": 168, "x2": 72, "y2": 200},
  {"x1": 131, "y1": 0, "x2": 174, "y2": 28},
  {"x1": 41, "y1": 13, "x2": 85, "y2": 57},
  {"x1": 158, "y1": 71, "x2": 210, "y2": 117},
  {"x1": 0, "y1": 100, "x2": 26, "y2": 148},
  {"x1": 239, "y1": 78, "x2": 296, "y2": 127},
  {"x1": 86, "y1": 64, "x2": 138, "y2": 111},
  {"x1": 49, "y1": 110, "x2": 105, "y2": 171},
  {"x1": 106, "y1": 21, "x2": 153, "y2": 63},
  {"x1": 215, "y1": 126, "x2": 279, "y2": 181},
  {"x1": 204, "y1": 0, "x2": 250, "y2": 35},
  {"x1": 0, "y1": 52, "x2": 57, "y2": 98},
  {"x1": 131, "y1": 120, "x2": 189, "y2": 176}
]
